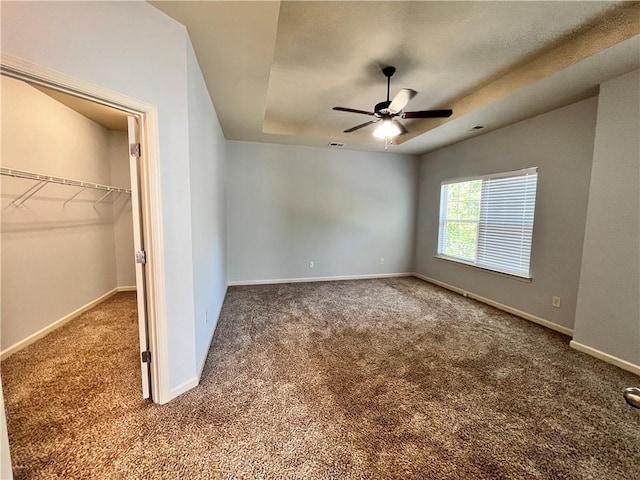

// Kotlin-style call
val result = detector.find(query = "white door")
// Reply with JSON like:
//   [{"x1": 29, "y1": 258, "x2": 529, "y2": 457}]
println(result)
[{"x1": 127, "y1": 115, "x2": 152, "y2": 399}]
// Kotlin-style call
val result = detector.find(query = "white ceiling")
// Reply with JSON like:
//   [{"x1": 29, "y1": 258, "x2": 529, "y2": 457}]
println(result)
[
  {"x1": 151, "y1": 1, "x2": 639, "y2": 154},
  {"x1": 33, "y1": 84, "x2": 128, "y2": 132}
]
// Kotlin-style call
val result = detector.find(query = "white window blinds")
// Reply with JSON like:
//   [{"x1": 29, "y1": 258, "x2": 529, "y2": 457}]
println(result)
[{"x1": 438, "y1": 168, "x2": 538, "y2": 278}]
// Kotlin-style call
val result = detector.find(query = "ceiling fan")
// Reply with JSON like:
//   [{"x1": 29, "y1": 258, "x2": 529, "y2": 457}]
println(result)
[{"x1": 333, "y1": 66, "x2": 453, "y2": 140}]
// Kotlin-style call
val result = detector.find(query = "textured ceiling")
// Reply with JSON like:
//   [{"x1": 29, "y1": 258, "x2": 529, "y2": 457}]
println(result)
[{"x1": 151, "y1": 1, "x2": 639, "y2": 154}]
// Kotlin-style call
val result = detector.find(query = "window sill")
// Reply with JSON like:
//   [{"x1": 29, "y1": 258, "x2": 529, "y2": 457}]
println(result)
[{"x1": 434, "y1": 255, "x2": 532, "y2": 283}]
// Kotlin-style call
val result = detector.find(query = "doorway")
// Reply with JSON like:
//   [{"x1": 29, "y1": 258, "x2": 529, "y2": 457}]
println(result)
[{"x1": 0, "y1": 73, "x2": 156, "y2": 400}]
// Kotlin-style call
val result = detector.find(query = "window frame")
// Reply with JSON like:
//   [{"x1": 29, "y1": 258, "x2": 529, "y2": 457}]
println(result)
[
  {"x1": 437, "y1": 178, "x2": 482, "y2": 263},
  {"x1": 436, "y1": 167, "x2": 538, "y2": 280}
]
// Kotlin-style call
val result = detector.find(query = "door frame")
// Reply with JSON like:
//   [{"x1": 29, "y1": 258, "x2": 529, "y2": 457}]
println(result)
[{"x1": 1, "y1": 53, "x2": 166, "y2": 403}]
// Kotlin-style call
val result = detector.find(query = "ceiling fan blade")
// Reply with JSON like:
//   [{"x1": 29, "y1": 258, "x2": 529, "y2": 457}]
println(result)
[
  {"x1": 392, "y1": 119, "x2": 408, "y2": 135},
  {"x1": 333, "y1": 106, "x2": 375, "y2": 116},
  {"x1": 388, "y1": 89, "x2": 417, "y2": 113},
  {"x1": 402, "y1": 109, "x2": 453, "y2": 119},
  {"x1": 344, "y1": 120, "x2": 378, "y2": 133}
]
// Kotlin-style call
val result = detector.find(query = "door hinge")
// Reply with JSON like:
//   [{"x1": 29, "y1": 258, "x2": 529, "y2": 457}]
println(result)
[
  {"x1": 130, "y1": 143, "x2": 141, "y2": 157},
  {"x1": 135, "y1": 250, "x2": 147, "y2": 265},
  {"x1": 141, "y1": 350, "x2": 152, "y2": 363}
]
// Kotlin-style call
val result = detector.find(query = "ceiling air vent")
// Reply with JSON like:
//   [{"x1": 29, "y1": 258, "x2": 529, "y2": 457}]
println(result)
[
  {"x1": 328, "y1": 142, "x2": 345, "y2": 147},
  {"x1": 466, "y1": 125, "x2": 485, "y2": 133}
]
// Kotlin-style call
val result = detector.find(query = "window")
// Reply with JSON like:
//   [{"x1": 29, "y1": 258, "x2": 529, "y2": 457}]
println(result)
[{"x1": 438, "y1": 168, "x2": 538, "y2": 278}]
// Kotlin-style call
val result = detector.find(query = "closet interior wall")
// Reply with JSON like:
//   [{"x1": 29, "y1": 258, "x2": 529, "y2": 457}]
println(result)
[{"x1": 1, "y1": 76, "x2": 135, "y2": 353}]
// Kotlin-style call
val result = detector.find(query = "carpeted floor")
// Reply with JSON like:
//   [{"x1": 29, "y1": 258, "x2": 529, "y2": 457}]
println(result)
[{"x1": 2, "y1": 278, "x2": 639, "y2": 479}]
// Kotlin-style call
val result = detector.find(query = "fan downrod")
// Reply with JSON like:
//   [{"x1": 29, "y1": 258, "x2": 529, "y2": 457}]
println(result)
[{"x1": 378, "y1": 66, "x2": 396, "y2": 112}]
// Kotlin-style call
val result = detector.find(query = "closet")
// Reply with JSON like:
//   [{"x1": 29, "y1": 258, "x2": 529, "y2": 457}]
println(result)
[{"x1": 0, "y1": 75, "x2": 137, "y2": 369}]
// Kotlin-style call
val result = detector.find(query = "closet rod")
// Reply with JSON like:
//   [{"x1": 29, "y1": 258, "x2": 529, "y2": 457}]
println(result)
[{"x1": 0, "y1": 167, "x2": 132, "y2": 194}]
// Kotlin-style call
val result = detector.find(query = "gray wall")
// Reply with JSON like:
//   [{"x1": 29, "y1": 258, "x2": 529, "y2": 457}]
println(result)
[
  {"x1": 109, "y1": 131, "x2": 136, "y2": 288},
  {"x1": 226, "y1": 141, "x2": 418, "y2": 282},
  {"x1": 187, "y1": 40, "x2": 228, "y2": 375},
  {"x1": 573, "y1": 69, "x2": 640, "y2": 365},
  {"x1": 414, "y1": 97, "x2": 598, "y2": 331}
]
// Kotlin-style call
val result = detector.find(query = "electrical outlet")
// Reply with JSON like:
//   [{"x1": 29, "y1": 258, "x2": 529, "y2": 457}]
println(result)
[
  {"x1": 380, "y1": 258, "x2": 385, "y2": 265},
  {"x1": 552, "y1": 296, "x2": 561, "y2": 308},
  {"x1": 309, "y1": 261, "x2": 314, "y2": 268}
]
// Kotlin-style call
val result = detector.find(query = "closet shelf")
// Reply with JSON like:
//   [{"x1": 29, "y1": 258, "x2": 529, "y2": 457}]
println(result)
[{"x1": 1, "y1": 166, "x2": 131, "y2": 207}]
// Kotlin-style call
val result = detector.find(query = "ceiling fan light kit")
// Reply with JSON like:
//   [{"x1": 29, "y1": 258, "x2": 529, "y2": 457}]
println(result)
[
  {"x1": 333, "y1": 65, "x2": 453, "y2": 147},
  {"x1": 373, "y1": 119, "x2": 401, "y2": 139}
]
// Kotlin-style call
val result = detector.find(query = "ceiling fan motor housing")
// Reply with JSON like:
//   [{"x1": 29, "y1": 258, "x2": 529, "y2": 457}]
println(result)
[{"x1": 374, "y1": 100, "x2": 391, "y2": 115}]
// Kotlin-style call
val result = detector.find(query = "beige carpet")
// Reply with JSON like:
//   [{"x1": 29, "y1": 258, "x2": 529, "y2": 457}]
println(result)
[{"x1": 2, "y1": 278, "x2": 639, "y2": 479}]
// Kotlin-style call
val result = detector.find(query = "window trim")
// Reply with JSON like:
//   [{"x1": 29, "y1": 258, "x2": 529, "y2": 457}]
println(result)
[
  {"x1": 437, "y1": 167, "x2": 538, "y2": 280},
  {"x1": 434, "y1": 254, "x2": 533, "y2": 282},
  {"x1": 441, "y1": 167, "x2": 537, "y2": 186}
]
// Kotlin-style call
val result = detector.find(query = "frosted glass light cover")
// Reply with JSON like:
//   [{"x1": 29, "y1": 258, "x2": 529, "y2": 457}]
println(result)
[{"x1": 373, "y1": 120, "x2": 401, "y2": 139}]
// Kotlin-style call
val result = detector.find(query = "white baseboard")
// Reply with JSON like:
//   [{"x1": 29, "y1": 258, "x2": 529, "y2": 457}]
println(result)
[
  {"x1": 570, "y1": 341, "x2": 640, "y2": 376},
  {"x1": 412, "y1": 273, "x2": 574, "y2": 337},
  {"x1": 117, "y1": 285, "x2": 137, "y2": 292},
  {"x1": 1, "y1": 287, "x2": 121, "y2": 360},
  {"x1": 197, "y1": 284, "x2": 229, "y2": 379},
  {"x1": 228, "y1": 272, "x2": 414, "y2": 287}
]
